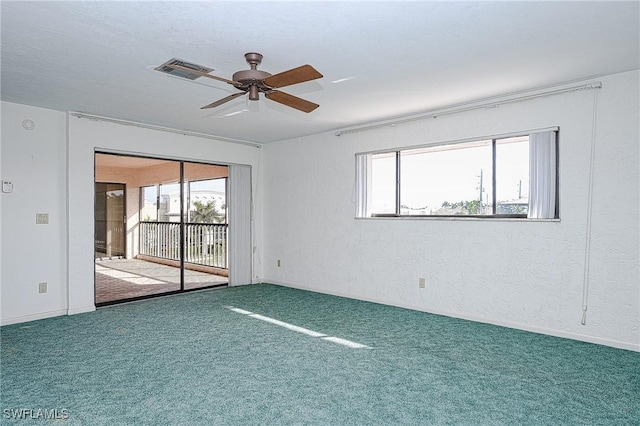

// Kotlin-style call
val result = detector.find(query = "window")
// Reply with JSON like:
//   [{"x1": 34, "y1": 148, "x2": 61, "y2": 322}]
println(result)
[
  {"x1": 356, "y1": 130, "x2": 558, "y2": 219},
  {"x1": 159, "y1": 182, "x2": 181, "y2": 222},
  {"x1": 187, "y1": 178, "x2": 227, "y2": 224},
  {"x1": 370, "y1": 152, "x2": 396, "y2": 215},
  {"x1": 141, "y1": 185, "x2": 158, "y2": 222},
  {"x1": 140, "y1": 183, "x2": 183, "y2": 222},
  {"x1": 141, "y1": 178, "x2": 228, "y2": 224}
]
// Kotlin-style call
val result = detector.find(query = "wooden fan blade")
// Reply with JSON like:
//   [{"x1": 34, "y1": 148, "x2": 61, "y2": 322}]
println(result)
[
  {"x1": 265, "y1": 90, "x2": 319, "y2": 113},
  {"x1": 263, "y1": 65, "x2": 323, "y2": 89},
  {"x1": 201, "y1": 92, "x2": 246, "y2": 109},
  {"x1": 169, "y1": 64, "x2": 238, "y2": 85}
]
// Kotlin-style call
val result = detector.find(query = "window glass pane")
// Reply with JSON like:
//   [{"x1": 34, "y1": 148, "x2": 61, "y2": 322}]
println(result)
[
  {"x1": 371, "y1": 152, "x2": 396, "y2": 214},
  {"x1": 183, "y1": 163, "x2": 229, "y2": 286},
  {"x1": 140, "y1": 186, "x2": 158, "y2": 221},
  {"x1": 400, "y1": 141, "x2": 493, "y2": 215},
  {"x1": 496, "y1": 136, "x2": 529, "y2": 215},
  {"x1": 159, "y1": 182, "x2": 180, "y2": 222},
  {"x1": 188, "y1": 178, "x2": 227, "y2": 223}
]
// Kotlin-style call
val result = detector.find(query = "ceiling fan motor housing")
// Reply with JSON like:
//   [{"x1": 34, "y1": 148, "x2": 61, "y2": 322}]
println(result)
[
  {"x1": 232, "y1": 52, "x2": 273, "y2": 100},
  {"x1": 232, "y1": 69, "x2": 272, "y2": 99}
]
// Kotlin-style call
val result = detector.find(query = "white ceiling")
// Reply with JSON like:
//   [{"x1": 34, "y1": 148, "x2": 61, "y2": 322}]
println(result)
[{"x1": 2, "y1": 1, "x2": 638, "y2": 144}]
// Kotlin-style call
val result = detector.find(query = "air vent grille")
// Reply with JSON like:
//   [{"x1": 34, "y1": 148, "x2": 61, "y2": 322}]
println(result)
[{"x1": 154, "y1": 58, "x2": 213, "y2": 80}]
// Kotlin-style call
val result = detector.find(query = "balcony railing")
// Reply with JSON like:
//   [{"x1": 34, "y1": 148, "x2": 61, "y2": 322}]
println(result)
[{"x1": 139, "y1": 221, "x2": 228, "y2": 269}]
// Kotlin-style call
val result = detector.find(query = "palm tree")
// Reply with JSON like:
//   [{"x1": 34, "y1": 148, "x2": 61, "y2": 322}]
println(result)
[{"x1": 190, "y1": 199, "x2": 224, "y2": 223}]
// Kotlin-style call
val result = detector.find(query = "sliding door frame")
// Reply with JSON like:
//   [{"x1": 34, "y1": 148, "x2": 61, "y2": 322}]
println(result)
[
  {"x1": 94, "y1": 151, "x2": 230, "y2": 306},
  {"x1": 94, "y1": 182, "x2": 126, "y2": 259}
]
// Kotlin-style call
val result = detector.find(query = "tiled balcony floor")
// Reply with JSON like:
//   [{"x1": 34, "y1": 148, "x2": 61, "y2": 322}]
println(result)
[{"x1": 95, "y1": 258, "x2": 227, "y2": 304}]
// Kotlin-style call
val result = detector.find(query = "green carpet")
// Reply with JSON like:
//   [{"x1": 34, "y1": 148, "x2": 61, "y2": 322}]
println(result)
[{"x1": 1, "y1": 284, "x2": 638, "y2": 425}]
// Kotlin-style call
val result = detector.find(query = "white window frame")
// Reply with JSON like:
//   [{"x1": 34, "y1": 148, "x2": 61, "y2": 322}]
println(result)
[{"x1": 355, "y1": 128, "x2": 559, "y2": 220}]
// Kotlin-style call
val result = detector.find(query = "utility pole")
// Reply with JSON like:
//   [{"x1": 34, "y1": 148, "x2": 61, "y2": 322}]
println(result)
[
  {"x1": 478, "y1": 169, "x2": 484, "y2": 205},
  {"x1": 518, "y1": 179, "x2": 522, "y2": 199}
]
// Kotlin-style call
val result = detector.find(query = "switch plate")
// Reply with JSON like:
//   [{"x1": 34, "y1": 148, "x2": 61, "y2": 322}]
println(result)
[
  {"x1": 2, "y1": 181, "x2": 13, "y2": 193},
  {"x1": 419, "y1": 277, "x2": 426, "y2": 288},
  {"x1": 38, "y1": 282, "x2": 47, "y2": 293},
  {"x1": 36, "y1": 213, "x2": 49, "y2": 224}
]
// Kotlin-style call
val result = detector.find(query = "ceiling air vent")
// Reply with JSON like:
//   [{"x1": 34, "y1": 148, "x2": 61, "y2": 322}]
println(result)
[{"x1": 154, "y1": 58, "x2": 213, "y2": 80}]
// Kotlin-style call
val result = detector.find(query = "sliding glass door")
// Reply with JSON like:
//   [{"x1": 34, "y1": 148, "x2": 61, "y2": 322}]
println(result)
[
  {"x1": 183, "y1": 163, "x2": 229, "y2": 289},
  {"x1": 94, "y1": 153, "x2": 229, "y2": 305},
  {"x1": 94, "y1": 183, "x2": 126, "y2": 258},
  {"x1": 135, "y1": 159, "x2": 182, "y2": 298}
]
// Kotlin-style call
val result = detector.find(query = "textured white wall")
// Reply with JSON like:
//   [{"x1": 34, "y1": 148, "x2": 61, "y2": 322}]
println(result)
[
  {"x1": 1, "y1": 103, "x2": 68, "y2": 324},
  {"x1": 262, "y1": 70, "x2": 639, "y2": 351}
]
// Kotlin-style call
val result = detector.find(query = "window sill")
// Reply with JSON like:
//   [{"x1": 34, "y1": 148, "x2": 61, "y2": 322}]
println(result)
[{"x1": 355, "y1": 216, "x2": 560, "y2": 223}]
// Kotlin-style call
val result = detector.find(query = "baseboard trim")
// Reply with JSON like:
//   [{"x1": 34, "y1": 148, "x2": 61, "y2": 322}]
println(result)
[
  {"x1": 67, "y1": 305, "x2": 96, "y2": 315},
  {"x1": 1, "y1": 309, "x2": 69, "y2": 326},
  {"x1": 264, "y1": 280, "x2": 640, "y2": 353}
]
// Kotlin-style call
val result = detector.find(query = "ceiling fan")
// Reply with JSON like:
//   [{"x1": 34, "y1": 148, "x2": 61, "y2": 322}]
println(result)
[{"x1": 168, "y1": 53, "x2": 323, "y2": 113}]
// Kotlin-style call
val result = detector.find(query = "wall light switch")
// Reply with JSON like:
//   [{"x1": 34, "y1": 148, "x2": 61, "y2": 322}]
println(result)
[
  {"x1": 419, "y1": 277, "x2": 426, "y2": 288},
  {"x1": 36, "y1": 213, "x2": 49, "y2": 224},
  {"x1": 38, "y1": 282, "x2": 47, "y2": 293}
]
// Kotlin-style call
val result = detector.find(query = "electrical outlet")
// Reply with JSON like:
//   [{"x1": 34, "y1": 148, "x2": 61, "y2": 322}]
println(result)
[
  {"x1": 38, "y1": 282, "x2": 47, "y2": 293},
  {"x1": 419, "y1": 277, "x2": 426, "y2": 289},
  {"x1": 277, "y1": 259, "x2": 281, "y2": 267}
]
